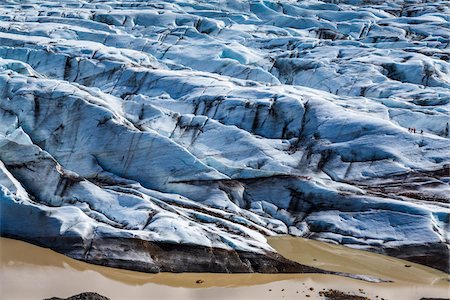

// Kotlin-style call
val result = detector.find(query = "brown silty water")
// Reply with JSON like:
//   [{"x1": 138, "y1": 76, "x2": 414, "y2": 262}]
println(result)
[{"x1": 1, "y1": 237, "x2": 449, "y2": 300}]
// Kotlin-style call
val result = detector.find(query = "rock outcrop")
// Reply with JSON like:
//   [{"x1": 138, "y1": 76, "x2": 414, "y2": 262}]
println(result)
[{"x1": 45, "y1": 292, "x2": 110, "y2": 300}]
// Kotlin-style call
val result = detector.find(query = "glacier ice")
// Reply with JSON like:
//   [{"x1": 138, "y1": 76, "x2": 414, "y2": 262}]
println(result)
[{"x1": 0, "y1": 0, "x2": 449, "y2": 273}]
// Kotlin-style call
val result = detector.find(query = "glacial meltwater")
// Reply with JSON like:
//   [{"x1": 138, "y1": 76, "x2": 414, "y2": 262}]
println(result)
[{"x1": 1, "y1": 237, "x2": 449, "y2": 300}]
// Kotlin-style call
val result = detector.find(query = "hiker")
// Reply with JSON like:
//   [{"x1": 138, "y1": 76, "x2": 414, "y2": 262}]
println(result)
[
  {"x1": 413, "y1": 128, "x2": 416, "y2": 133},
  {"x1": 420, "y1": 129, "x2": 423, "y2": 134}
]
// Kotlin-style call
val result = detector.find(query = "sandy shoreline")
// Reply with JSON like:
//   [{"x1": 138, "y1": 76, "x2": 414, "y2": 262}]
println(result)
[{"x1": 1, "y1": 237, "x2": 449, "y2": 300}]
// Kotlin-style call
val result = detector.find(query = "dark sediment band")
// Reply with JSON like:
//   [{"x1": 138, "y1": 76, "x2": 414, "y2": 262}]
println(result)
[
  {"x1": 2, "y1": 233, "x2": 324, "y2": 274},
  {"x1": 3, "y1": 233, "x2": 448, "y2": 274}
]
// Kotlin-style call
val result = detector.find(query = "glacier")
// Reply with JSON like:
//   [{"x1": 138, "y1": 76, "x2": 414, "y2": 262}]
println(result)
[{"x1": 0, "y1": 0, "x2": 449, "y2": 273}]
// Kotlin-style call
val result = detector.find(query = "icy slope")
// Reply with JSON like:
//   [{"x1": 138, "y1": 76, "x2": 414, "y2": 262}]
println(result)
[{"x1": 0, "y1": 0, "x2": 449, "y2": 273}]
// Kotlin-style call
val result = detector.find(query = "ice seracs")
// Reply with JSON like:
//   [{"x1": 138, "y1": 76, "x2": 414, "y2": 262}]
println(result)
[{"x1": 0, "y1": 0, "x2": 449, "y2": 273}]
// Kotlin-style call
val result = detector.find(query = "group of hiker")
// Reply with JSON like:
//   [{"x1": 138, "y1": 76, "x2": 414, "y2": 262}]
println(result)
[{"x1": 408, "y1": 127, "x2": 423, "y2": 134}]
